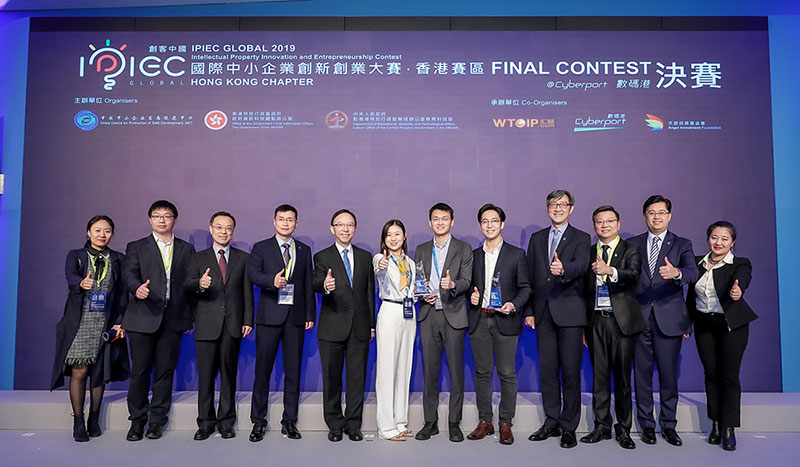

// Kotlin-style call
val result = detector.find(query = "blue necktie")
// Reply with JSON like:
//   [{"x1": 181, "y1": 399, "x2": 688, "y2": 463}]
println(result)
[{"x1": 342, "y1": 249, "x2": 353, "y2": 286}]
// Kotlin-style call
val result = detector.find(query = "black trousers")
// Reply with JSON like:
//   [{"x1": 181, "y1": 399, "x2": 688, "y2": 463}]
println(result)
[
  {"x1": 535, "y1": 304, "x2": 584, "y2": 431},
  {"x1": 127, "y1": 319, "x2": 182, "y2": 425},
  {"x1": 470, "y1": 313, "x2": 518, "y2": 425},
  {"x1": 196, "y1": 330, "x2": 242, "y2": 429},
  {"x1": 694, "y1": 313, "x2": 749, "y2": 428},
  {"x1": 250, "y1": 321, "x2": 305, "y2": 425},
  {"x1": 318, "y1": 332, "x2": 369, "y2": 431},
  {"x1": 587, "y1": 313, "x2": 638, "y2": 433},
  {"x1": 420, "y1": 310, "x2": 465, "y2": 424},
  {"x1": 635, "y1": 311, "x2": 683, "y2": 430}
]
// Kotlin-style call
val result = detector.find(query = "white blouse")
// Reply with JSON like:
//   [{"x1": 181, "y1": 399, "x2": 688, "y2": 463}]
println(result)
[
  {"x1": 694, "y1": 251, "x2": 734, "y2": 314},
  {"x1": 373, "y1": 253, "x2": 416, "y2": 301}
]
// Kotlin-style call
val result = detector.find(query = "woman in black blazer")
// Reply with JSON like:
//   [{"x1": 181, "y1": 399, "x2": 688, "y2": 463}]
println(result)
[
  {"x1": 687, "y1": 221, "x2": 757, "y2": 451},
  {"x1": 50, "y1": 215, "x2": 129, "y2": 442}
]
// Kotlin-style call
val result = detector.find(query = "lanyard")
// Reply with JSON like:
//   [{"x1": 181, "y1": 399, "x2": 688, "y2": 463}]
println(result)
[
  {"x1": 389, "y1": 254, "x2": 411, "y2": 295},
  {"x1": 88, "y1": 254, "x2": 109, "y2": 285},
  {"x1": 160, "y1": 241, "x2": 174, "y2": 271},
  {"x1": 596, "y1": 237, "x2": 619, "y2": 282},
  {"x1": 432, "y1": 245, "x2": 442, "y2": 280}
]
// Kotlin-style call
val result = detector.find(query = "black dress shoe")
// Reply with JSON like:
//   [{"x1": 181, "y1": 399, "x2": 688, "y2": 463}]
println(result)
[
  {"x1": 219, "y1": 426, "x2": 236, "y2": 439},
  {"x1": 560, "y1": 430, "x2": 577, "y2": 449},
  {"x1": 640, "y1": 427, "x2": 657, "y2": 445},
  {"x1": 145, "y1": 423, "x2": 163, "y2": 440},
  {"x1": 415, "y1": 421, "x2": 439, "y2": 440},
  {"x1": 449, "y1": 422, "x2": 464, "y2": 442},
  {"x1": 662, "y1": 428, "x2": 683, "y2": 446},
  {"x1": 281, "y1": 421, "x2": 302, "y2": 439},
  {"x1": 529, "y1": 425, "x2": 561, "y2": 441},
  {"x1": 126, "y1": 421, "x2": 145, "y2": 442},
  {"x1": 193, "y1": 427, "x2": 213, "y2": 441},
  {"x1": 707, "y1": 421, "x2": 721, "y2": 445},
  {"x1": 328, "y1": 428, "x2": 343, "y2": 442},
  {"x1": 344, "y1": 427, "x2": 364, "y2": 441},
  {"x1": 73, "y1": 415, "x2": 89, "y2": 443},
  {"x1": 249, "y1": 423, "x2": 266, "y2": 442},
  {"x1": 580, "y1": 428, "x2": 612, "y2": 444},
  {"x1": 616, "y1": 431, "x2": 636, "y2": 449},
  {"x1": 721, "y1": 427, "x2": 736, "y2": 451}
]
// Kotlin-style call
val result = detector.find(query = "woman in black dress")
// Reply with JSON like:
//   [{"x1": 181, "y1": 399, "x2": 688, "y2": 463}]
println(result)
[{"x1": 51, "y1": 215, "x2": 129, "y2": 441}]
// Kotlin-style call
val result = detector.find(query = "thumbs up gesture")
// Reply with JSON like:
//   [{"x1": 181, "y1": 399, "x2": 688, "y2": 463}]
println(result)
[
  {"x1": 440, "y1": 269, "x2": 454, "y2": 290},
  {"x1": 592, "y1": 253, "x2": 613, "y2": 276},
  {"x1": 550, "y1": 252, "x2": 564, "y2": 276},
  {"x1": 378, "y1": 250, "x2": 389, "y2": 270},
  {"x1": 730, "y1": 279, "x2": 742, "y2": 301},
  {"x1": 324, "y1": 268, "x2": 336, "y2": 292},
  {"x1": 274, "y1": 268, "x2": 287, "y2": 288},
  {"x1": 80, "y1": 270, "x2": 94, "y2": 290},
  {"x1": 470, "y1": 286, "x2": 480, "y2": 306},
  {"x1": 659, "y1": 256, "x2": 680, "y2": 280},
  {"x1": 136, "y1": 279, "x2": 151, "y2": 300},
  {"x1": 199, "y1": 267, "x2": 212, "y2": 289}
]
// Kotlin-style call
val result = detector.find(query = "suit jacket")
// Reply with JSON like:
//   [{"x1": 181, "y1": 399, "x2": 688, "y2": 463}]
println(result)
[
  {"x1": 468, "y1": 242, "x2": 532, "y2": 336},
  {"x1": 313, "y1": 244, "x2": 375, "y2": 342},
  {"x1": 248, "y1": 235, "x2": 315, "y2": 327},
  {"x1": 122, "y1": 235, "x2": 196, "y2": 333},
  {"x1": 525, "y1": 224, "x2": 591, "y2": 327},
  {"x1": 686, "y1": 255, "x2": 757, "y2": 330},
  {"x1": 185, "y1": 246, "x2": 254, "y2": 341},
  {"x1": 584, "y1": 238, "x2": 645, "y2": 336},
  {"x1": 414, "y1": 236, "x2": 474, "y2": 329},
  {"x1": 629, "y1": 231, "x2": 698, "y2": 336}
]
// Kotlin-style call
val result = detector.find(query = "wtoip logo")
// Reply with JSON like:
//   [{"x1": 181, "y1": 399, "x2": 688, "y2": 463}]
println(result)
[{"x1": 79, "y1": 39, "x2": 186, "y2": 91}]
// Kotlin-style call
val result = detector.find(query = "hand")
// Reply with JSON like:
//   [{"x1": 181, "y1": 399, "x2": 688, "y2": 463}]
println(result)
[
  {"x1": 370, "y1": 330, "x2": 375, "y2": 341},
  {"x1": 524, "y1": 316, "x2": 535, "y2": 329},
  {"x1": 440, "y1": 269, "x2": 453, "y2": 289},
  {"x1": 199, "y1": 268, "x2": 212, "y2": 289},
  {"x1": 80, "y1": 270, "x2": 94, "y2": 290},
  {"x1": 583, "y1": 335, "x2": 588, "y2": 348},
  {"x1": 423, "y1": 294, "x2": 437, "y2": 304},
  {"x1": 274, "y1": 268, "x2": 287, "y2": 288},
  {"x1": 499, "y1": 302, "x2": 515, "y2": 315},
  {"x1": 730, "y1": 279, "x2": 742, "y2": 301},
  {"x1": 659, "y1": 257, "x2": 680, "y2": 280},
  {"x1": 683, "y1": 333, "x2": 691, "y2": 339},
  {"x1": 111, "y1": 324, "x2": 125, "y2": 339},
  {"x1": 305, "y1": 321, "x2": 314, "y2": 330},
  {"x1": 241, "y1": 325, "x2": 253, "y2": 338},
  {"x1": 378, "y1": 250, "x2": 389, "y2": 270},
  {"x1": 550, "y1": 252, "x2": 564, "y2": 276},
  {"x1": 470, "y1": 286, "x2": 480, "y2": 306},
  {"x1": 135, "y1": 279, "x2": 151, "y2": 300},
  {"x1": 591, "y1": 254, "x2": 614, "y2": 276},
  {"x1": 324, "y1": 268, "x2": 336, "y2": 292}
]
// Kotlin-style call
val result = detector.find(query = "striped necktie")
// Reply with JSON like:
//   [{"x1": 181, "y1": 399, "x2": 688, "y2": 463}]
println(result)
[{"x1": 648, "y1": 236, "x2": 661, "y2": 277}]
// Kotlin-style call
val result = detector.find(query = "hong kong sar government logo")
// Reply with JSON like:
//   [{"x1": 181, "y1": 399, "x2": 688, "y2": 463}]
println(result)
[
  {"x1": 205, "y1": 110, "x2": 228, "y2": 130},
  {"x1": 326, "y1": 110, "x2": 348, "y2": 130},
  {"x1": 74, "y1": 110, "x2": 98, "y2": 131}
]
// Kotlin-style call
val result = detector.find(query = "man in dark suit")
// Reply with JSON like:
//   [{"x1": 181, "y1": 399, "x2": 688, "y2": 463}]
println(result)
[
  {"x1": 579, "y1": 205, "x2": 644, "y2": 450},
  {"x1": 312, "y1": 209, "x2": 375, "y2": 442},
  {"x1": 185, "y1": 211, "x2": 254, "y2": 441},
  {"x1": 122, "y1": 200, "x2": 196, "y2": 441},
  {"x1": 466, "y1": 203, "x2": 531, "y2": 446},
  {"x1": 629, "y1": 195, "x2": 698, "y2": 446},
  {"x1": 524, "y1": 189, "x2": 590, "y2": 449},
  {"x1": 248, "y1": 204, "x2": 315, "y2": 442},
  {"x1": 413, "y1": 203, "x2": 473, "y2": 442}
]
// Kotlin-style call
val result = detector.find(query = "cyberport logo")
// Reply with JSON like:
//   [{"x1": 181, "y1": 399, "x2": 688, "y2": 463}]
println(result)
[
  {"x1": 326, "y1": 111, "x2": 348, "y2": 130},
  {"x1": 205, "y1": 110, "x2": 228, "y2": 130},
  {"x1": 645, "y1": 114, "x2": 664, "y2": 131},
  {"x1": 74, "y1": 110, "x2": 98, "y2": 131},
  {"x1": 79, "y1": 39, "x2": 186, "y2": 91},
  {"x1": 573, "y1": 113, "x2": 626, "y2": 132},
  {"x1": 492, "y1": 118, "x2": 555, "y2": 129}
]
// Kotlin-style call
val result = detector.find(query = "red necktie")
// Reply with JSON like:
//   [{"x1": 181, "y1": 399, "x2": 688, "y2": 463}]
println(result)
[{"x1": 219, "y1": 249, "x2": 227, "y2": 283}]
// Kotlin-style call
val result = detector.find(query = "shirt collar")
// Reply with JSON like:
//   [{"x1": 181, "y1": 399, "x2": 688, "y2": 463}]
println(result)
[
  {"x1": 647, "y1": 230, "x2": 667, "y2": 244},
  {"x1": 483, "y1": 239, "x2": 504, "y2": 255},
  {"x1": 550, "y1": 223, "x2": 569, "y2": 235},
  {"x1": 213, "y1": 243, "x2": 231, "y2": 256},
  {"x1": 599, "y1": 235, "x2": 620, "y2": 249},
  {"x1": 335, "y1": 242, "x2": 351, "y2": 254},
  {"x1": 276, "y1": 236, "x2": 294, "y2": 248},
  {"x1": 433, "y1": 234, "x2": 451, "y2": 250},
  {"x1": 701, "y1": 250, "x2": 735, "y2": 267},
  {"x1": 153, "y1": 232, "x2": 174, "y2": 246}
]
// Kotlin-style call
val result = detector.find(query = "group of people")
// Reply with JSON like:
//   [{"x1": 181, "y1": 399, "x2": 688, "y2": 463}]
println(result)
[{"x1": 51, "y1": 192, "x2": 756, "y2": 453}]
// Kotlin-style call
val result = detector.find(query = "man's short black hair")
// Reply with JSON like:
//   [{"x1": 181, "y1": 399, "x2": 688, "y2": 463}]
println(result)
[
  {"x1": 330, "y1": 208, "x2": 357, "y2": 227},
  {"x1": 642, "y1": 195, "x2": 672, "y2": 214},
  {"x1": 209, "y1": 211, "x2": 236, "y2": 228},
  {"x1": 477, "y1": 203, "x2": 506, "y2": 223},
  {"x1": 274, "y1": 204, "x2": 298, "y2": 219},
  {"x1": 592, "y1": 205, "x2": 620, "y2": 222},
  {"x1": 429, "y1": 202, "x2": 454, "y2": 220},
  {"x1": 148, "y1": 200, "x2": 178, "y2": 219},
  {"x1": 546, "y1": 189, "x2": 575, "y2": 206}
]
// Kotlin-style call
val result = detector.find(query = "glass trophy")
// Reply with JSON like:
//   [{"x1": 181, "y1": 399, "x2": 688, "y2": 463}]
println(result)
[
  {"x1": 413, "y1": 262, "x2": 435, "y2": 297},
  {"x1": 488, "y1": 271, "x2": 503, "y2": 309}
]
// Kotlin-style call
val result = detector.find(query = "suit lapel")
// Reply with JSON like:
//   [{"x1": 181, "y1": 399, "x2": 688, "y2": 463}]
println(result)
[
  {"x1": 475, "y1": 248, "x2": 485, "y2": 293},
  {"x1": 147, "y1": 235, "x2": 167, "y2": 284},
  {"x1": 441, "y1": 239, "x2": 456, "y2": 278},
  {"x1": 331, "y1": 244, "x2": 353, "y2": 291},
  {"x1": 555, "y1": 225, "x2": 571, "y2": 257}
]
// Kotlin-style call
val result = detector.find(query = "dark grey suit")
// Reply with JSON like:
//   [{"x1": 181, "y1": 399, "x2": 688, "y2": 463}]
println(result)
[{"x1": 414, "y1": 236, "x2": 473, "y2": 424}]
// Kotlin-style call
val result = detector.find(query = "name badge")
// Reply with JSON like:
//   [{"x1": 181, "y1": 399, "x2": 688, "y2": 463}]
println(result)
[
  {"x1": 595, "y1": 285, "x2": 611, "y2": 309},
  {"x1": 88, "y1": 291, "x2": 107, "y2": 312},
  {"x1": 278, "y1": 284, "x2": 295, "y2": 305},
  {"x1": 403, "y1": 297, "x2": 414, "y2": 319}
]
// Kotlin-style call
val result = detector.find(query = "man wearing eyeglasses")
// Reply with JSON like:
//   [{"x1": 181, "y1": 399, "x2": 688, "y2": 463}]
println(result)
[
  {"x1": 312, "y1": 209, "x2": 375, "y2": 442},
  {"x1": 629, "y1": 195, "x2": 697, "y2": 447},
  {"x1": 248, "y1": 204, "x2": 315, "y2": 442},
  {"x1": 122, "y1": 200, "x2": 196, "y2": 441},
  {"x1": 185, "y1": 211, "x2": 254, "y2": 441},
  {"x1": 524, "y1": 189, "x2": 591, "y2": 449}
]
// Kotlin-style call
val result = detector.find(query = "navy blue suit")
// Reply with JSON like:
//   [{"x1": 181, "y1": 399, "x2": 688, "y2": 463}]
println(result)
[{"x1": 628, "y1": 230, "x2": 697, "y2": 431}]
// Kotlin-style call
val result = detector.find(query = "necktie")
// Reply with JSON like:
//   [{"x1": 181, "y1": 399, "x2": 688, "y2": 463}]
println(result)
[
  {"x1": 601, "y1": 245, "x2": 610, "y2": 284},
  {"x1": 282, "y1": 243, "x2": 291, "y2": 276},
  {"x1": 549, "y1": 228, "x2": 561, "y2": 262},
  {"x1": 218, "y1": 249, "x2": 227, "y2": 283},
  {"x1": 649, "y1": 236, "x2": 661, "y2": 277},
  {"x1": 342, "y1": 249, "x2": 353, "y2": 286}
]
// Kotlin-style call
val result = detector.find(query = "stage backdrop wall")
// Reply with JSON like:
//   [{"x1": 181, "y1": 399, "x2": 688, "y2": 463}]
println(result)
[{"x1": 16, "y1": 22, "x2": 779, "y2": 393}]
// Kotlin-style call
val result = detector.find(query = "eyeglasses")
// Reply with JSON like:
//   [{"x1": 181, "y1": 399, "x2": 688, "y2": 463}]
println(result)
[
  {"x1": 150, "y1": 214, "x2": 174, "y2": 221},
  {"x1": 212, "y1": 225, "x2": 234, "y2": 233},
  {"x1": 594, "y1": 219, "x2": 619, "y2": 226},
  {"x1": 333, "y1": 223, "x2": 355, "y2": 229},
  {"x1": 548, "y1": 202, "x2": 573, "y2": 210},
  {"x1": 431, "y1": 216, "x2": 451, "y2": 223},
  {"x1": 645, "y1": 210, "x2": 670, "y2": 217},
  {"x1": 480, "y1": 218, "x2": 502, "y2": 226}
]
